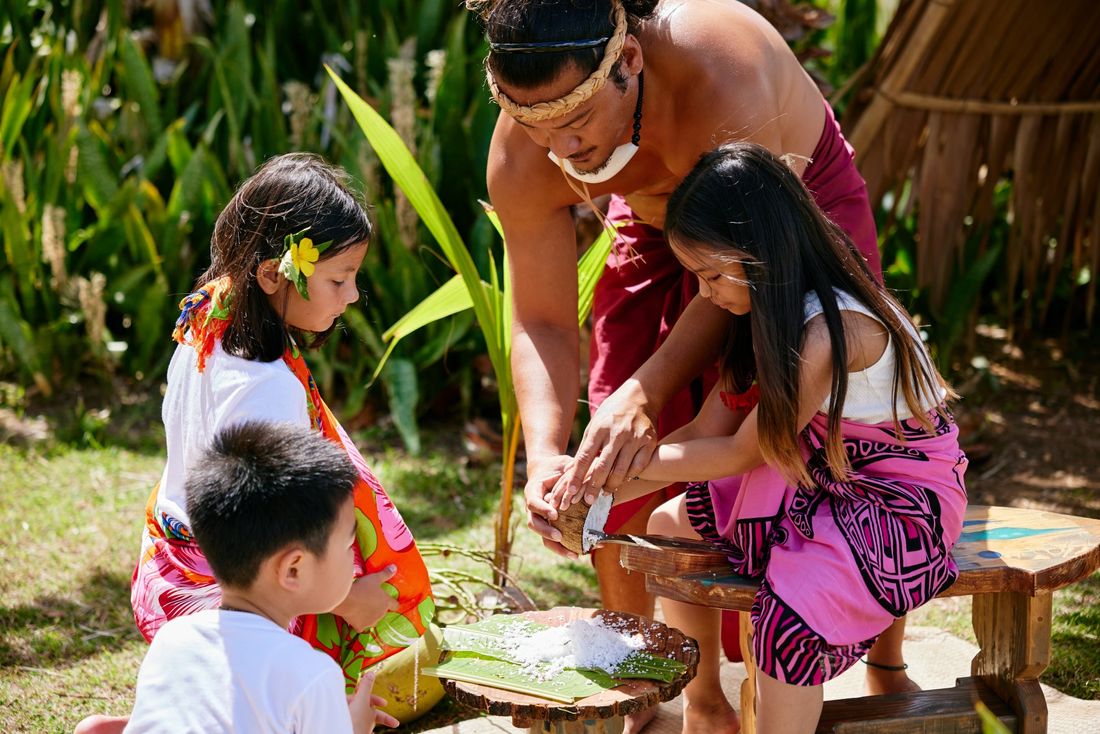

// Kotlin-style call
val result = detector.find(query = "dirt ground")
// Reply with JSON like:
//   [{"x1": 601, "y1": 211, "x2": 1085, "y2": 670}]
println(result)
[{"x1": 951, "y1": 325, "x2": 1100, "y2": 520}]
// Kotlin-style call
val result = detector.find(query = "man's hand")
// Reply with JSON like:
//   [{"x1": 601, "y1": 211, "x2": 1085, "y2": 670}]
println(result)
[
  {"x1": 349, "y1": 669, "x2": 401, "y2": 733},
  {"x1": 547, "y1": 460, "x2": 582, "y2": 510},
  {"x1": 333, "y1": 565, "x2": 400, "y2": 632},
  {"x1": 523, "y1": 455, "x2": 577, "y2": 559},
  {"x1": 569, "y1": 381, "x2": 658, "y2": 501}
]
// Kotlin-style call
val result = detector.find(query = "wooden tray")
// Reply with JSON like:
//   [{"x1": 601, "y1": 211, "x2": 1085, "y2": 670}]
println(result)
[{"x1": 441, "y1": 606, "x2": 699, "y2": 726}]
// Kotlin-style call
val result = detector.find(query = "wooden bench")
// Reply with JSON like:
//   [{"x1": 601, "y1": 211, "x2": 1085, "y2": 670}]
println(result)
[{"x1": 619, "y1": 505, "x2": 1100, "y2": 734}]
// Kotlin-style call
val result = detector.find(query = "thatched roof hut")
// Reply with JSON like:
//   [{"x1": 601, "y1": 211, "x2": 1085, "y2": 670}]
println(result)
[{"x1": 842, "y1": 0, "x2": 1100, "y2": 333}]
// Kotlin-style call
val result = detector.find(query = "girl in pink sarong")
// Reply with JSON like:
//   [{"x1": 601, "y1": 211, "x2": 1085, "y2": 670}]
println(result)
[{"x1": 554, "y1": 143, "x2": 966, "y2": 733}]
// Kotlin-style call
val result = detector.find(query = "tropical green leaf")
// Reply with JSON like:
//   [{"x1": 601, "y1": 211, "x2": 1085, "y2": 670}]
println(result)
[
  {"x1": 0, "y1": 297, "x2": 47, "y2": 392},
  {"x1": 372, "y1": 275, "x2": 474, "y2": 381},
  {"x1": 123, "y1": 203, "x2": 166, "y2": 285},
  {"x1": 118, "y1": 32, "x2": 163, "y2": 136},
  {"x1": 341, "y1": 306, "x2": 386, "y2": 360},
  {"x1": 75, "y1": 123, "x2": 119, "y2": 213},
  {"x1": 441, "y1": 615, "x2": 686, "y2": 683},
  {"x1": 934, "y1": 241, "x2": 1003, "y2": 369},
  {"x1": 383, "y1": 357, "x2": 421, "y2": 455},
  {"x1": 0, "y1": 185, "x2": 32, "y2": 282},
  {"x1": 425, "y1": 654, "x2": 610, "y2": 703},
  {"x1": 326, "y1": 67, "x2": 508, "y2": 384},
  {"x1": 577, "y1": 224, "x2": 618, "y2": 327},
  {"x1": 0, "y1": 71, "x2": 35, "y2": 161}
]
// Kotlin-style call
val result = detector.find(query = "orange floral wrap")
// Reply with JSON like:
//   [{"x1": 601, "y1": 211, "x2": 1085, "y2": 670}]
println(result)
[{"x1": 131, "y1": 278, "x2": 434, "y2": 690}]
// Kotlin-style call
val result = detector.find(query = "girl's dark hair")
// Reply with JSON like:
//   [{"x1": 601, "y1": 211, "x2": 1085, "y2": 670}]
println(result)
[
  {"x1": 199, "y1": 153, "x2": 371, "y2": 362},
  {"x1": 483, "y1": 0, "x2": 658, "y2": 90},
  {"x1": 665, "y1": 142, "x2": 954, "y2": 484}
]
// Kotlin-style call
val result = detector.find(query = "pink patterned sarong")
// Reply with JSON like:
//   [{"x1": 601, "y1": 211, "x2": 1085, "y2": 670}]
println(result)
[{"x1": 687, "y1": 410, "x2": 968, "y2": 685}]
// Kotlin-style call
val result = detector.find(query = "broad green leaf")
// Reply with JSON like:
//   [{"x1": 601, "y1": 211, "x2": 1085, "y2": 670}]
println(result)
[
  {"x1": 441, "y1": 616, "x2": 687, "y2": 684},
  {"x1": 411, "y1": 309, "x2": 473, "y2": 368},
  {"x1": 0, "y1": 299, "x2": 46, "y2": 391},
  {"x1": 577, "y1": 224, "x2": 618, "y2": 327},
  {"x1": 132, "y1": 278, "x2": 168, "y2": 370},
  {"x1": 0, "y1": 186, "x2": 32, "y2": 281},
  {"x1": 425, "y1": 654, "x2": 612, "y2": 703},
  {"x1": 75, "y1": 123, "x2": 119, "y2": 213},
  {"x1": 383, "y1": 357, "x2": 421, "y2": 455},
  {"x1": 118, "y1": 32, "x2": 163, "y2": 135},
  {"x1": 123, "y1": 203, "x2": 166, "y2": 285},
  {"x1": 326, "y1": 67, "x2": 508, "y2": 386},
  {"x1": 340, "y1": 307, "x2": 386, "y2": 360},
  {"x1": 372, "y1": 275, "x2": 473, "y2": 380},
  {"x1": 0, "y1": 71, "x2": 34, "y2": 161}
]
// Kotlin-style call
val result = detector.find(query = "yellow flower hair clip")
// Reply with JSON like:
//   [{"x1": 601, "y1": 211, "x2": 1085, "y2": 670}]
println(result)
[{"x1": 278, "y1": 229, "x2": 332, "y2": 300}]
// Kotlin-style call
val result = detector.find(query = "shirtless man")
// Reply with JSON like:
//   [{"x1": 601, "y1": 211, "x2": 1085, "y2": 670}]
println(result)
[{"x1": 479, "y1": 2, "x2": 905, "y2": 730}]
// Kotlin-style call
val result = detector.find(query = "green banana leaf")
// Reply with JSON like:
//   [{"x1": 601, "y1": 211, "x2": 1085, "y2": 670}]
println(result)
[
  {"x1": 440, "y1": 615, "x2": 687, "y2": 684},
  {"x1": 425, "y1": 653, "x2": 614, "y2": 703}
]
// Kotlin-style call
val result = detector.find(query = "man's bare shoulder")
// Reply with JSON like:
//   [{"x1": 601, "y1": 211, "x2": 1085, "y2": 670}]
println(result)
[
  {"x1": 659, "y1": 0, "x2": 782, "y2": 61},
  {"x1": 648, "y1": 0, "x2": 816, "y2": 168}
]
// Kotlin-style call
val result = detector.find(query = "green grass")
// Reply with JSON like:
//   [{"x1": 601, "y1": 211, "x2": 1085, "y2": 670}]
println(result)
[
  {"x1": 1, "y1": 435, "x2": 1097, "y2": 733},
  {"x1": 0, "y1": 436, "x2": 600, "y2": 733}
]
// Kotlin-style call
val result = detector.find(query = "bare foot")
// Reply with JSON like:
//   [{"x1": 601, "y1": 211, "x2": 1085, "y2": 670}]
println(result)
[
  {"x1": 682, "y1": 701, "x2": 740, "y2": 734},
  {"x1": 624, "y1": 705, "x2": 659, "y2": 734},
  {"x1": 864, "y1": 665, "x2": 921, "y2": 695}
]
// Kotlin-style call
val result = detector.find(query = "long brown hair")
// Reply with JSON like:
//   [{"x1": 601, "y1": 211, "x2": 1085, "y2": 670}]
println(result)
[
  {"x1": 664, "y1": 143, "x2": 954, "y2": 484},
  {"x1": 200, "y1": 153, "x2": 371, "y2": 361}
]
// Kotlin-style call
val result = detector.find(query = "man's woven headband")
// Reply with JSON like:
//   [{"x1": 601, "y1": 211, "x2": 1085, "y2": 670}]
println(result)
[{"x1": 485, "y1": 1, "x2": 628, "y2": 124}]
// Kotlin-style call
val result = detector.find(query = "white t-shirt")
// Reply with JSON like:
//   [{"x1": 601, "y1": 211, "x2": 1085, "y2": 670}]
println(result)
[
  {"x1": 125, "y1": 609, "x2": 352, "y2": 734},
  {"x1": 803, "y1": 289, "x2": 945, "y2": 424},
  {"x1": 157, "y1": 341, "x2": 311, "y2": 528}
]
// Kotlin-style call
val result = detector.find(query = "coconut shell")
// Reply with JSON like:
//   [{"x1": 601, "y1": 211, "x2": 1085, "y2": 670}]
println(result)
[{"x1": 549, "y1": 497, "x2": 592, "y2": 556}]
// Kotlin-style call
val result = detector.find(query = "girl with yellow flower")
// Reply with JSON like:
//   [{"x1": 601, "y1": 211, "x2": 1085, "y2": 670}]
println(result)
[{"x1": 127, "y1": 153, "x2": 435, "y2": 716}]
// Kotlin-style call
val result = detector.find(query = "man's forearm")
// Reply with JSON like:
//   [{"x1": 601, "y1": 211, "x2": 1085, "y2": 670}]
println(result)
[
  {"x1": 511, "y1": 323, "x2": 580, "y2": 463},
  {"x1": 632, "y1": 296, "x2": 730, "y2": 415}
]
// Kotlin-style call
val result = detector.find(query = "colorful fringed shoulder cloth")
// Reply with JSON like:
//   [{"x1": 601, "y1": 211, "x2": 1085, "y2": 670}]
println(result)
[{"x1": 131, "y1": 277, "x2": 434, "y2": 690}]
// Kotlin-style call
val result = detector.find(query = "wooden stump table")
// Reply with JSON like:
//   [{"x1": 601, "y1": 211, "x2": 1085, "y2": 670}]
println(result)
[
  {"x1": 440, "y1": 606, "x2": 699, "y2": 733},
  {"x1": 618, "y1": 504, "x2": 1100, "y2": 734}
]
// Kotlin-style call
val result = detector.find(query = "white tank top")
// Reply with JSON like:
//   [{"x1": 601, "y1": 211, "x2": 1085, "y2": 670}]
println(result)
[{"x1": 802, "y1": 289, "x2": 945, "y2": 424}]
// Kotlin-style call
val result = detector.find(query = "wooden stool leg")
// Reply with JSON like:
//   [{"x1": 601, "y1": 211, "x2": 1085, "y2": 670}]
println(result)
[
  {"x1": 738, "y1": 610, "x2": 758, "y2": 734},
  {"x1": 525, "y1": 717, "x2": 625, "y2": 733},
  {"x1": 971, "y1": 591, "x2": 1052, "y2": 734}
]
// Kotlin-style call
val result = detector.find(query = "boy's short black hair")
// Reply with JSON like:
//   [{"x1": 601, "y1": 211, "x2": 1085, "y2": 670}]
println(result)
[{"x1": 185, "y1": 421, "x2": 357, "y2": 588}]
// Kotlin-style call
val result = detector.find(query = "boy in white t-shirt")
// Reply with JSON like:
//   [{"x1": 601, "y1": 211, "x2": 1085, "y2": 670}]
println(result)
[{"x1": 121, "y1": 420, "x2": 400, "y2": 734}]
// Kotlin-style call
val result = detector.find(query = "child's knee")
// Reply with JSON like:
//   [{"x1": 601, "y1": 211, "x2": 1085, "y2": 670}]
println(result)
[{"x1": 647, "y1": 499, "x2": 687, "y2": 536}]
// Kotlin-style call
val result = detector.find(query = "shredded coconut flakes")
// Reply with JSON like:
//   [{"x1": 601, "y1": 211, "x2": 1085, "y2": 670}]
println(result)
[{"x1": 498, "y1": 617, "x2": 646, "y2": 681}]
